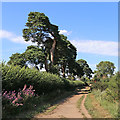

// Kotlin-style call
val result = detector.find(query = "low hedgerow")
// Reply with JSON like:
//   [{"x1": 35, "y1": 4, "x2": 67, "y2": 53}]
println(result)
[
  {"x1": 1, "y1": 64, "x2": 85, "y2": 95},
  {"x1": 91, "y1": 81, "x2": 108, "y2": 92}
]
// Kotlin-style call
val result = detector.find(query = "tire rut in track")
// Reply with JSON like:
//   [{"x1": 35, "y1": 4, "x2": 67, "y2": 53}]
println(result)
[{"x1": 80, "y1": 94, "x2": 92, "y2": 118}]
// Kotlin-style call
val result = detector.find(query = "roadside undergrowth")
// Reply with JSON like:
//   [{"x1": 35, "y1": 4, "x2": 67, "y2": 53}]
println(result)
[
  {"x1": 92, "y1": 90, "x2": 118, "y2": 118},
  {"x1": 84, "y1": 92, "x2": 112, "y2": 118}
]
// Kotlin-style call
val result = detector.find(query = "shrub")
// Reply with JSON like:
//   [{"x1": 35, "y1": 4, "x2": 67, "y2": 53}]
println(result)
[
  {"x1": 92, "y1": 81, "x2": 108, "y2": 91},
  {"x1": 2, "y1": 64, "x2": 85, "y2": 95},
  {"x1": 92, "y1": 72, "x2": 119, "y2": 102}
]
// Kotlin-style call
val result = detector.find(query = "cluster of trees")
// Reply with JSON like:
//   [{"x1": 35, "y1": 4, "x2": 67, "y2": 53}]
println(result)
[
  {"x1": 8, "y1": 12, "x2": 93, "y2": 80},
  {"x1": 7, "y1": 12, "x2": 116, "y2": 82}
]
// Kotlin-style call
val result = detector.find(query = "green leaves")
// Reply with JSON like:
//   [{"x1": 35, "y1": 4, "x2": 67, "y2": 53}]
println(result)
[
  {"x1": 54, "y1": 34, "x2": 78, "y2": 77},
  {"x1": 2, "y1": 64, "x2": 85, "y2": 95},
  {"x1": 95, "y1": 61, "x2": 115, "y2": 78},
  {"x1": 24, "y1": 45, "x2": 45, "y2": 68},
  {"x1": 7, "y1": 45, "x2": 46, "y2": 71},
  {"x1": 23, "y1": 12, "x2": 61, "y2": 67},
  {"x1": 8, "y1": 53, "x2": 27, "y2": 68},
  {"x1": 77, "y1": 59, "x2": 93, "y2": 78}
]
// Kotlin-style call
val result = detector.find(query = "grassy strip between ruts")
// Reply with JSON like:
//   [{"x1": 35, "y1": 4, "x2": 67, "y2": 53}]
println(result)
[
  {"x1": 84, "y1": 93, "x2": 112, "y2": 118},
  {"x1": 11, "y1": 90, "x2": 75, "y2": 118},
  {"x1": 77, "y1": 95, "x2": 84, "y2": 110}
]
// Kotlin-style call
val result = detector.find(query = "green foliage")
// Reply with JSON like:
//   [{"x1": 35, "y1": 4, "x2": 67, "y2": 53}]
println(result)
[
  {"x1": 85, "y1": 93, "x2": 116, "y2": 118},
  {"x1": 77, "y1": 59, "x2": 93, "y2": 78},
  {"x1": 23, "y1": 12, "x2": 61, "y2": 66},
  {"x1": 106, "y1": 72, "x2": 119, "y2": 101},
  {"x1": 91, "y1": 72, "x2": 119, "y2": 118},
  {"x1": 24, "y1": 45, "x2": 45, "y2": 70},
  {"x1": 2, "y1": 64, "x2": 85, "y2": 95},
  {"x1": 73, "y1": 80, "x2": 85, "y2": 87},
  {"x1": 54, "y1": 34, "x2": 82, "y2": 77},
  {"x1": 95, "y1": 61, "x2": 115, "y2": 78},
  {"x1": 69, "y1": 61, "x2": 84, "y2": 78},
  {"x1": 7, "y1": 53, "x2": 27, "y2": 68},
  {"x1": 92, "y1": 72, "x2": 119, "y2": 102},
  {"x1": 92, "y1": 81, "x2": 108, "y2": 92},
  {"x1": 7, "y1": 45, "x2": 46, "y2": 71},
  {"x1": 92, "y1": 61, "x2": 118, "y2": 104},
  {"x1": 22, "y1": 12, "x2": 84, "y2": 76},
  {"x1": 48, "y1": 64, "x2": 60, "y2": 75},
  {"x1": 92, "y1": 90, "x2": 118, "y2": 118},
  {"x1": 80, "y1": 76, "x2": 92, "y2": 85}
]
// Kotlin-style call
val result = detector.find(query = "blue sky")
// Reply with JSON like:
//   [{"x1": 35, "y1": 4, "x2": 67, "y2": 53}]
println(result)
[{"x1": 1, "y1": 2, "x2": 118, "y2": 71}]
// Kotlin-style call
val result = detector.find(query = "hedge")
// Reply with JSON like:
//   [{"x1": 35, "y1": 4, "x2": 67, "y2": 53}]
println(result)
[{"x1": 1, "y1": 64, "x2": 85, "y2": 95}]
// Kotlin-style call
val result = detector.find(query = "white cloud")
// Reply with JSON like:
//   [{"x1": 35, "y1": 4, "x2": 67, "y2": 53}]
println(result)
[
  {"x1": 59, "y1": 30, "x2": 72, "y2": 35},
  {"x1": 70, "y1": 40, "x2": 118, "y2": 56},
  {"x1": 0, "y1": 30, "x2": 13, "y2": 39},
  {"x1": 0, "y1": 29, "x2": 72, "y2": 44},
  {"x1": 0, "y1": 30, "x2": 35, "y2": 45},
  {"x1": 0, "y1": 30, "x2": 118, "y2": 57}
]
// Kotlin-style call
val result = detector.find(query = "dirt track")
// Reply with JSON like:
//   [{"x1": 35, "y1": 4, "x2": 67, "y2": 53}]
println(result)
[{"x1": 34, "y1": 87, "x2": 91, "y2": 118}]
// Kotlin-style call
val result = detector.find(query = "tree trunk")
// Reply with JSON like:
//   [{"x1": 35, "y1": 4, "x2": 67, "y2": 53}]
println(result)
[
  {"x1": 35, "y1": 65, "x2": 39, "y2": 71},
  {"x1": 50, "y1": 39, "x2": 56, "y2": 65},
  {"x1": 45, "y1": 55, "x2": 48, "y2": 72},
  {"x1": 62, "y1": 65, "x2": 65, "y2": 78}
]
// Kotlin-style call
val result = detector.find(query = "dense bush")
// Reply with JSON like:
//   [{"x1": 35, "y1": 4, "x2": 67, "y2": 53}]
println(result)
[
  {"x1": 106, "y1": 73, "x2": 119, "y2": 101},
  {"x1": 92, "y1": 72, "x2": 119, "y2": 102},
  {"x1": 92, "y1": 81, "x2": 108, "y2": 92},
  {"x1": 1, "y1": 64, "x2": 85, "y2": 95}
]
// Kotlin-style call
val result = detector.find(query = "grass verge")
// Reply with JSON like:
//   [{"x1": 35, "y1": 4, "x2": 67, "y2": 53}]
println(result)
[
  {"x1": 92, "y1": 90, "x2": 118, "y2": 118},
  {"x1": 84, "y1": 93, "x2": 100, "y2": 118},
  {"x1": 84, "y1": 92, "x2": 112, "y2": 118}
]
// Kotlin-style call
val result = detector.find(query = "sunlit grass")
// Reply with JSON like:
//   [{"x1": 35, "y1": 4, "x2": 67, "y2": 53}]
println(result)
[
  {"x1": 77, "y1": 95, "x2": 84, "y2": 110},
  {"x1": 84, "y1": 93, "x2": 101, "y2": 118},
  {"x1": 85, "y1": 90, "x2": 118, "y2": 118},
  {"x1": 92, "y1": 90, "x2": 118, "y2": 118}
]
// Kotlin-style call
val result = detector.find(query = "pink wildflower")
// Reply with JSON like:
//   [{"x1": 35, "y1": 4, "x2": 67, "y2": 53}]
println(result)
[
  {"x1": 22, "y1": 84, "x2": 27, "y2": 91},
  {"x1": 16, "y1": 103, "x2": 19, "y2": 106},
  {"x1": 3, "y1": 91, "x2": 7, "y2": 96},
  {"x1": 12, "y1": 97, "x2": 18, "y2": 104},
  {"x1": 17, "y1": 94, "x2": 22, "y2": 100},
  {"x1": 19, "y1": 103, "x2": 23, "y2": 106}
]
